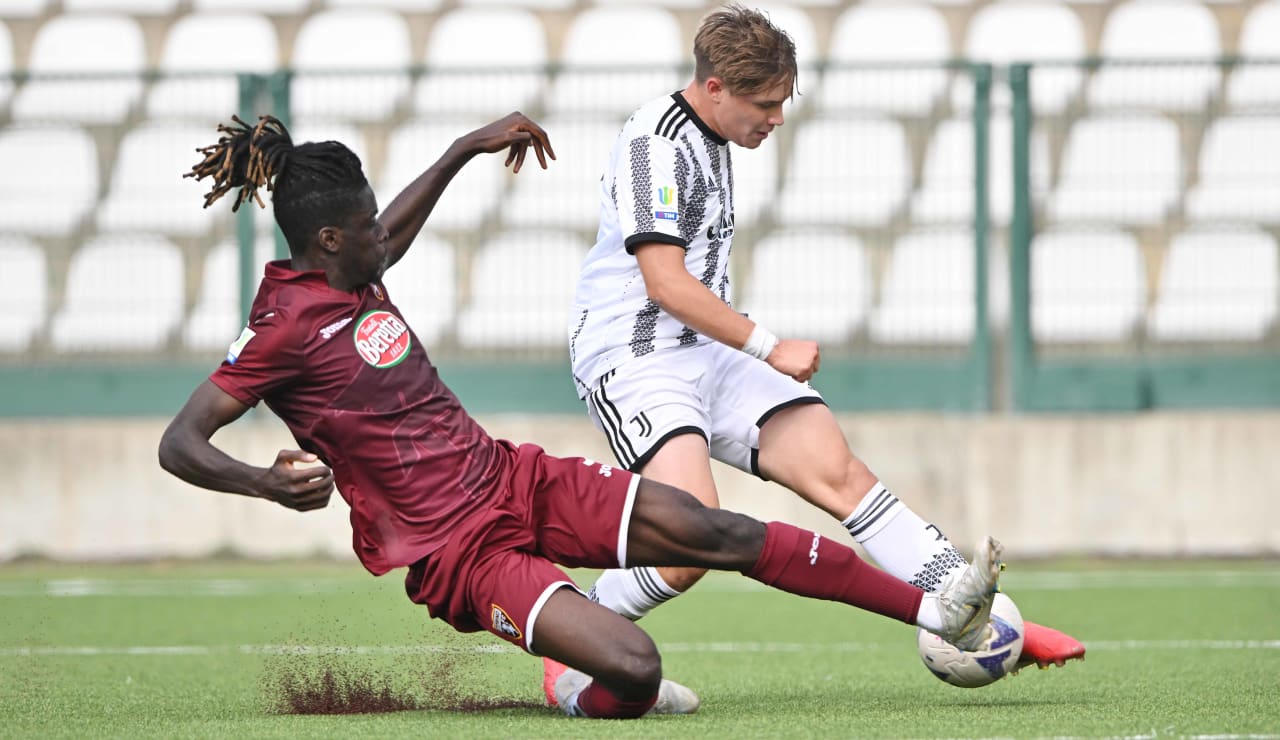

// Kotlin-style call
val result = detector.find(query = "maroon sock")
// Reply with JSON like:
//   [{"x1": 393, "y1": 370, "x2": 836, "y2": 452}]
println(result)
[
  {"x1": 574, "y1": 681, "x2": 658, "y2": 719},
  {"x1": 745, "y1": 520, "x2": 923, "y2": 625}
]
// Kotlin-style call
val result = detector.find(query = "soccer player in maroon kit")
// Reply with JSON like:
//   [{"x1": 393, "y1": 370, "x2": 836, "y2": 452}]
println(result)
[{"x1": 159, "y1": 112, "x2": 1002, "y2": 719}]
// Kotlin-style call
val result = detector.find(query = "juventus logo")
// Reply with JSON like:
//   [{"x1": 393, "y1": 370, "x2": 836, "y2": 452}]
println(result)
[
  {"x1": 925, "y1": 524, "x2": 947, "y2": 541},
  {"x1": 630, "y1": 412, "x2": 653, "y2": 437}
]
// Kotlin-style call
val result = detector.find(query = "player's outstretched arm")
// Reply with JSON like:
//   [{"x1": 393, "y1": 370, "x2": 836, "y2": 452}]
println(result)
[
  {"x1": 158, "y1": 380, "x2": 335, "y2": 511},
  {"x1": 379, "y1": 112, "x2": 555, "y2": 267}
]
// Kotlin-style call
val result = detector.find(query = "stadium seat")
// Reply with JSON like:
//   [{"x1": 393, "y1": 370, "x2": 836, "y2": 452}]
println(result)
[
  {"x1": 869, "y1": 229, "x2": 975, "y2": 345},
  {"x1": 183, "y1": 237, "x2": 276, "y2": 352},
  {"x1": 955, "y1": 0, "x2": 1084, "y2": 115},
  {"x1": 455, "y1": 231, "x2": 587, "y2": 349},
  {"x1": 1031, "y1": 228, "x2": 1146, "y2": 343},
  {"x1": 0, "y1": 21, "x2": 12, "y2": 113},
  {"x1": 729, "y1": 137, "x2": 778, "y2": 229},
  {"x1": 739, "y1": 229, "x2": 870, "y2": 343},
  {"x1": 821, "y1": 3, "x2": 951, "y2": 116},
  {"x1": 147, "y1": 12, "x2": 279, "y2": 120},
  {"x1": 1046, "y1": 114, "x2": 1181, "y2": 226},
  {"x1": 191, "y1": 0, "x2": 307, "y2": 11},
  {"x1": 10, "y1": 13, "x2": 145, "y2": 123},
  {"x1": 0, "y1": 126, "x2": 98, "y2": 237},
  {"x1": 1149, "y1": 227, "x2": 1278, "y2": 342},
  {"x1": 1184, "y1": 116, "x2": 1280, "y2": 224},
  {"x1": 290, "y1": 9, "x2": 411, "y2": 122},
  {"x1": 61, "y1": 0, "x2": 178, "y2": 12},
  {"x1": 379, "y1": 119, "x2": 506, "y2": 231},
  {"x1": 913, "y1": 117, "x2": 1051, "y2": 226},
  {"x1": 288, "y1": 121, "x2": 368, "y2": 170},
  {"x1": 593, "y1": 0, "x2": 704, "y2": 7},
  {"x1": 502, "y1": 118, "x2": 618, "y2": 232},
  {"x1": 379, "y1": 233, "x2": 456, "y2": 348},
  {"x1": 456, "y1": 0, "x2": 573, "y2": 10},
  {"x1": 776, "y1": 116, "x2": 910, "y2": 227},
  {"x1": 0, "y1": 236, "x2": 47, "y2": 353},
  {"x1": 50, "y1": 234, "x2": 185, "y2": 352},
  {"x1": 1088, "y1": 0, "x2": 1221, "y2": 112},
  {"x1": 412, "y1": 8, "x2": 547, "y2": 117},
  {"x1": 0, "y1": 1, "x2": 48, "y2": 17},
  {"x1": 543, "y1": 6, "x2": 683, "y2": 117},
  {"x1": 96, "y1": 123, "x2": 221, "y2": 237},
  {"x1": 1227, "y1": 0, "x2": 1280, "y2": 110},
  {"x1": 325, "y1": 0, "x2": 442, "y2": 9}
]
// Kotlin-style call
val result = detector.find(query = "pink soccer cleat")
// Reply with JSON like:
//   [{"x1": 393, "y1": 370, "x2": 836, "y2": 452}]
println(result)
[
  {"x1": 1018, "y1": 621, "x2": 1086, "y2": 670},
  {"x1": 542, "y1": 656, "x2": 568, "y2": 706}
]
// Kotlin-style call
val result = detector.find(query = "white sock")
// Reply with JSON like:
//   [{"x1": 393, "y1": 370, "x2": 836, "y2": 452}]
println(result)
[
  {"x1": 915, "y1": 592, "x2": 945, "y2": 633},
  {"x1": 588, "y1": 567, "x2": 682, "y2": 620},
  {"x1": 842, "y1": 481, "x2": 968, "y2": 592}
]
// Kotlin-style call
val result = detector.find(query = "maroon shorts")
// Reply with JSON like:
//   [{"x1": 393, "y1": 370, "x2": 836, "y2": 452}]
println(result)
[{"x1": 404, "y1": 443, "x2": 638, "y2": 654}]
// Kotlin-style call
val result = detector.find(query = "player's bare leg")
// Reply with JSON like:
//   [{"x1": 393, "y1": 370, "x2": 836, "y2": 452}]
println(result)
[{"x1": 758, "y1": 403, "x2": 1085, "y2": 669}]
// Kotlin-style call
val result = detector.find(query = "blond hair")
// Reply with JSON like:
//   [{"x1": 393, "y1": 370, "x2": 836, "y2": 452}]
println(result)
[{"x1": 693, "y1": 4, "x2": 798, "y2": 96}]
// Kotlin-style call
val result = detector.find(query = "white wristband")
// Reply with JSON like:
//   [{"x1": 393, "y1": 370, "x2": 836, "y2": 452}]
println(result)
[{"x1": 742, "y1": 324, "x2": 779, "y2": 361}]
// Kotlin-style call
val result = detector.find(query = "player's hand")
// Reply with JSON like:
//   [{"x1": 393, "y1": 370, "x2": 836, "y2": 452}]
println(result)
[
  {"x1": 463, "y1": 112, "x2": 556, "y2": 173},
  {"x1": 257, "y1": 450, "x2": 335, "y2": 512},
  {"x1": 766, "y1": 338, "x2": 820, "y2": 384}
]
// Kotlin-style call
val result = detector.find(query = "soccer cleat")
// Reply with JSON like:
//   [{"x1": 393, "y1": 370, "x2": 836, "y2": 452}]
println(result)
[
  {"x1": 542, "y1": 657, "x2": 568, "y2": 706},
  {"x1": 552, "y1": 667, "x2": 701, "y2": 717},
  {"x1": 1016, "y1": 621, "x2": 1086, "y2": 671},
  {"x1": 934, "y1": 536, "x2": 1003, "y2": 651}
]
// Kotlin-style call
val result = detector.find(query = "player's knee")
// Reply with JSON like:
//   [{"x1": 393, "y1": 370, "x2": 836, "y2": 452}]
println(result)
[{"x1": 703, "y1": 510, "x2": 768, "y2": 566}]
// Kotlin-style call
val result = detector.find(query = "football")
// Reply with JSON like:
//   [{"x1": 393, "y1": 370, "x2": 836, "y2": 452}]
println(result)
[{"x1": 917, "y1": 592, "x2": 1025, "y2": 688}]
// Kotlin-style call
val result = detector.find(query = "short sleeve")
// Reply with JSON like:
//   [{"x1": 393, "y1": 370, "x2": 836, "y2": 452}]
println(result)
[
  {"x1": 615, "y1": 133, "x2": 691, "y2": 254},
  {"x1": 209, "y1": 308, "x2": 304, "y2": 407}
]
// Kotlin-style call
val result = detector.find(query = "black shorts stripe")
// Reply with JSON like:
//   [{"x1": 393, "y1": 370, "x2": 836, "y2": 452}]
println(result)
[
  {"x1": 592, "y1": 379, "x2": 640, "y2": 468},
  {"x1": 756, "y1": 396, "x2": 827, "y2": 430}
]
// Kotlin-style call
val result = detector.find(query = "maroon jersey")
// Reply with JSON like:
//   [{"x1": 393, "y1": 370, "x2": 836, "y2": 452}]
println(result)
[{"x1": 210, "y1": 260, "x2": 515, "y2": 575}]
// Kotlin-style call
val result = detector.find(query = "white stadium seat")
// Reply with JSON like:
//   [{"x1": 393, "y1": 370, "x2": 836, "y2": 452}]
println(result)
[
  {"x1": 1088, "y1": 0, "x2": 1221, "y2": 112},
  {"x1": 1227, "y1": 1, "x2": 1280, "y2": 110},
  {"x1": 51, "y1": 235, "x2": 185, "y2": 352},
  {"x1": 1149, "y1": 228, "x2": 1278, "y2": 342},
  {"x1": 956, "y1": 0, "x2": 1085, "y2": 114},
  {"x1": 1184, "y1": 116, "x2": 1280, "y2": 224},
  {"x1": 0, "y1": 1, "x2": 48, "y2": 17},
  {"x1": 379, "y1": 119, "x2": 506, "y2": 231},
  {"x1": 61, "y1": 0, "x2": 178, "y2": 12},
  {"x1": 191, "y1": 0, "x2": 308, "y2": 12},
  {"x1": 11, "y1": 14, "x2": 145, "y2": 123},
  {"x1": 870, "y1": 230, "x2": 975, "y2": 345},
  {"x1": 1031, "y1": 229, "x2": 1146, "y2": 343},
  {"x1": 379, "y1": 233, "x2": 457, "y2": 348},
  {"x1": 288, "y1": 121, "x2": 368, "y2": 172},
  {"x1": 543, "y1": 6, "x2": 683, "y2": 117},
  {"x1": 290, "y1": 9, "x2": 411, "y2": 122},
  {"x1": 325, "y1": 0, "x2": 442, "y2": 9},
  {"x1": 502, "y1": 118, "x2": 618, "y2": 232},
  {"x1": 456, "y1": 231, "x2": 588, "y2": 349},
  {"x1": 147, "y1": 13, "x2": 279, "y2": 120},
  {"x1": 776, "y1": 116, "x2": 910, "y2": 227},
  {"x1": 1047, "y1": 114, "x2": 1181, "y2": 226},
  {"x1": 96, "y1": 123, "x2": 221, "y2": 237},
  {"x1": 457, "y1": 0, "x2": 574, "y2": 10},
  {"x1": 729, "y1": 138, "x2": 778, "y2": 229},
  {"x1": 183, "y1": 237, "x2": 276, "y2": 352},
  {"x1": 0, "y1": 237, "x2": 47, "y2": 353},
  {"x1": 0, "y1": 126, "x2": 98, "y2": 237},
  {"x1": 821, "y1": 3, "x2": 951, "y2": 116},
  {"x1": 740, "y1": 230, "x2": 870, "y2": 343},
  {"x1": 413, "y1": 8, "x2": 547, "y2": 117}
]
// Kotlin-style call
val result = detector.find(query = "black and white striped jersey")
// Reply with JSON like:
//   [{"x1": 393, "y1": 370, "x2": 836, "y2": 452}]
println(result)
[{"x1": 569, "y1": 91, "x2": 737, "y2": 398}]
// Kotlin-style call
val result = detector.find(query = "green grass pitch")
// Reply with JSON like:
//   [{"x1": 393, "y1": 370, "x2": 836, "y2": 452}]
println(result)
[{"x1": 1, "y1": 559, "x2": 1277, "y2": 738}]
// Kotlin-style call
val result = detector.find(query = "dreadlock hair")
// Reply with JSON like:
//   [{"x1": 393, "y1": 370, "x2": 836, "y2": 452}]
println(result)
[{"x1": 186, "y1": 115, "x2": 369, "y2": 253}]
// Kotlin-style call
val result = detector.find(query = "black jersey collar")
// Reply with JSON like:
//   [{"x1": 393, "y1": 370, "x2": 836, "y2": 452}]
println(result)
[{"x1": 672, "y1": 91, "x2": 728, "y2": 147}]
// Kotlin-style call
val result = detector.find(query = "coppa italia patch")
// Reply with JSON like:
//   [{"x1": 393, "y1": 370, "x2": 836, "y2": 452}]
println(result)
[{"x1": 353, "y1": 310, "x2": 411, "y2": 368}]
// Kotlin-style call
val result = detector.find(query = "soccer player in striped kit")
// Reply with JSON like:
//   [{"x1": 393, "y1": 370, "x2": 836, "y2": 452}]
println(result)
[{"x1": 559, "y1": 3, "x2": 1084, "y2": 706}]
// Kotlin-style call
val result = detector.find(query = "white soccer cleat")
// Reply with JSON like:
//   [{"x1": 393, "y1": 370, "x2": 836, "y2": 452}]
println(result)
[
  {"x1": 553, "y1": 667, "x2": 700, "y2": 716},
  {"x1": 649, "y1": 677, "x2": 700, "y2": 715},
  {"x1": 934, "y1": 535, "x2": 1003, "y2": 651}
]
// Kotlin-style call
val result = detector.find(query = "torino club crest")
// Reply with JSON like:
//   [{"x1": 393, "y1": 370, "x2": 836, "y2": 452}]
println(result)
[{"x1": 353, "y1": 310, "x2": 411, "y2": 368}]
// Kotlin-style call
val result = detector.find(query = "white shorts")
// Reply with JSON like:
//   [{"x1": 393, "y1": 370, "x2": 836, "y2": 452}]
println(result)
[{"x1": 583, "y1": 342, "x2": 824, "y2": 477}]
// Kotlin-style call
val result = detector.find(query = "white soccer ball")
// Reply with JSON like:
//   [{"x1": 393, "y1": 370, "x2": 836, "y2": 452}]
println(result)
[{"x1": 917, "y1": 592, "x2": 1025, "y2": 688}]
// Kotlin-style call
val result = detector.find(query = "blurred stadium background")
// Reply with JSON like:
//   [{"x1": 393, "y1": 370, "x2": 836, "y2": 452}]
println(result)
[{"x1": 0, "y1": 0, "x2": 1277, "y2": 562}]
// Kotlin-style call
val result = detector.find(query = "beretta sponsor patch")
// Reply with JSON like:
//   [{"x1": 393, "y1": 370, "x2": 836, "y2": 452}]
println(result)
[{"x1": 353, "y1": 310, "x2": 411, "y2": 368}]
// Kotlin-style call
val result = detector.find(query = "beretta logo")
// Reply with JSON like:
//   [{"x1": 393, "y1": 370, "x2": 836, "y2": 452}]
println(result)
[{"x1": 353, "y1": 310, "x2": 411, "y2": 368}]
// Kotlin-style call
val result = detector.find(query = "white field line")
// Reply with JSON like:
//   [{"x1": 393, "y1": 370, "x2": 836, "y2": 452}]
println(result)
[
  {"x1": 2, "y1": 639, "x2": 1279, "y2": 658},
  {"x1": 0, "y1": 569, "x2": 1277, "y2": 597}
]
